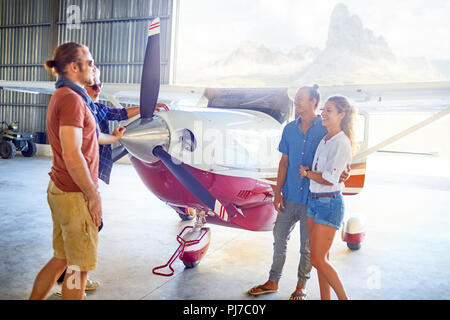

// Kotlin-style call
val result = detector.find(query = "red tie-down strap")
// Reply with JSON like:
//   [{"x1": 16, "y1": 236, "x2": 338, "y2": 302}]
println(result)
[{"x1": 152, "y1": 226, "x2": 208, "y2": 277}]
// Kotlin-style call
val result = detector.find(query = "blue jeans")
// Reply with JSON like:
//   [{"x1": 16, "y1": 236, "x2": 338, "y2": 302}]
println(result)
[
  {"x1": 269, "y1": 198, "x2": 311, "y2": 286},
  {"x1": 307, "y1": 193, "x2": 344, "y2": 229}
]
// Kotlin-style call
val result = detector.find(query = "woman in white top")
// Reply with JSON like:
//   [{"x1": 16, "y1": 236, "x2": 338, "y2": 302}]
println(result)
[{"x1": 300, "y1": 96, "x2": 356, "y2": 300}]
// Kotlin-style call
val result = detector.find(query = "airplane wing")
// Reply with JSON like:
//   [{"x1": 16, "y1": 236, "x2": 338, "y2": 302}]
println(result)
[
  {"x1": 0, "y1": 80, "x2": 55, "y2": 95},
  {"x1": 0, "y1": 80, "x2": 206, "y2": 109},
  {"x1": 2, "y1": 78, "x2": 449, "y2": 161},
  {"x1": 107, "y1": 84, "x2": 206, "y2": 107},
  {"x1": 289, "y1": 81, "x2": 450, "y2": 113},
  {"x1": 0, "y1": 80, "x2": 293, "y2": 123},
  {"x1": 3, "y1": 79, "x2": 449, "y2": 109}
]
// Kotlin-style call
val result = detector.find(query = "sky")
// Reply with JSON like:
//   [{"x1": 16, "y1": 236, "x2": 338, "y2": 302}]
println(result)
[{"x1": 176, "y1": 0, "x2": 450, "y2": 69}]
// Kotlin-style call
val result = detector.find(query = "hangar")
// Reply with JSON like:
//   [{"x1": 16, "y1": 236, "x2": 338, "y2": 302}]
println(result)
[
  {"x1": 0, "y1": 0, "x2": 175, "y2": 137},
  {"x1": 1, "y1": 0, "x2": 450, "y2": 302}
]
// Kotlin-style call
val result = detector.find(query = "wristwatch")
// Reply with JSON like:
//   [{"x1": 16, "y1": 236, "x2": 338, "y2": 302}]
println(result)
[{"x1": 302, "y1": 169, "x2": 309, "y2": 178}]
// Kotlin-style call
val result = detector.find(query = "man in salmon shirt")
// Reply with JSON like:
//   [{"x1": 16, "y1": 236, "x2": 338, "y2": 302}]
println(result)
[{"x1": 29, "y1": 42, "x2": 104, "y2": 300}]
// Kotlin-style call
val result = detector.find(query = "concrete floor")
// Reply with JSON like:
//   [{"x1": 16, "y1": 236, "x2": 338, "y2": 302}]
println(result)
[{"x1": 1, "y1": 151, "x2": 449, "y2": 300}]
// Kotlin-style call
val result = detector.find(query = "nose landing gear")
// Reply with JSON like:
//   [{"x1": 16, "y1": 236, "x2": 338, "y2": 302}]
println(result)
[{"x1": 152, "y1": 211, "x2": 211, "y2": 276}]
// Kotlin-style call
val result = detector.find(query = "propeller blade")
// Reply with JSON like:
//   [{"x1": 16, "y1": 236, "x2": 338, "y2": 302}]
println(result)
[
  {"x1": 111, "y1": 144, "x2": 129, "y2": 162},
  {"x1": 153, "y1": 146, "x2": 215, "y2": 209},
  {"x1": 140, "y1": 17, "x2": 161, "y2": 119},
  {"x1": 152, "y1": 146, "x2": 243, "y2": 219},
  {"x1": 113, "y1": 18, "x2": 161, "y2": 161}
]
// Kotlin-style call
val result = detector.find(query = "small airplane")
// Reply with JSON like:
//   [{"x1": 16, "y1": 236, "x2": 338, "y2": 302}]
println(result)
[{"x1": 1, "y1": 17, "x2": 449, "y2": 275}]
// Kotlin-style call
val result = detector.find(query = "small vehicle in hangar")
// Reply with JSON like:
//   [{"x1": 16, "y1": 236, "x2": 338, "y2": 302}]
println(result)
[{"x1": 0, "y1": 121, "x2": 37, "y2": 159}]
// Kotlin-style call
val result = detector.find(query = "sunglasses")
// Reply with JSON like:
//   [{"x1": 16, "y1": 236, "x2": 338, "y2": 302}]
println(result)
[
  {"x1": 76, "y1": 59, "x2": 94, "y2": 68},
  {"x1": 90, "y1": 83, "x2": 103, "y2": 90}
]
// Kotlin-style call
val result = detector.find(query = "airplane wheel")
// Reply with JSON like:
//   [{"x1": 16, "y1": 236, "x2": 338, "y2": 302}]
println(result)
[
  {"x1": 347, "y1": 242, "x2": 361, "y2": 251},
  {"x1": 183, "y1": 261, "x2": 200, "y2": 269}
]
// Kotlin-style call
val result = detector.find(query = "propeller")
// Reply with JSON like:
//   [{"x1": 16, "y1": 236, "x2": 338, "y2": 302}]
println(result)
[
  {"x1": 113, "y1": 18, "x2": 240, "y2": 220},
  {"x1": 111, "y1": 144, "x2": 129, "y2": 162},
  {"x1": 112, "y1": 17, "x2": 161, "y2": 162},
  {"x1": 111, "y1": 144, "x2": 127, "y2": 162}
]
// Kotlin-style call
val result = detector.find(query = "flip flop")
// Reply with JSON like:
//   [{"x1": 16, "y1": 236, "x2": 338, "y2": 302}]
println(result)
[
  {"x1": 247, "y1": 284, "x2": 278, "y2": 296},
  {"x1": 289, "y1": 290, "x2": 307, "y2": 300}
]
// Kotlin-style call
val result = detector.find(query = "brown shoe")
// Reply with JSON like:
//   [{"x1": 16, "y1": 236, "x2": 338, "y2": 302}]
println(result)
[{"x1": 247, "y1": 284, "x2": 278, "y2": 296}]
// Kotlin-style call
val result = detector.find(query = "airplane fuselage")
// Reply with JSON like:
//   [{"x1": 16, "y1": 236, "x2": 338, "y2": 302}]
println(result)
[
  {"x1": 122, "y1": 107, "x2": 366, "y2": 231},
  {"x1": 123, "y1": 107, "x2": 283, "y2": 231}
]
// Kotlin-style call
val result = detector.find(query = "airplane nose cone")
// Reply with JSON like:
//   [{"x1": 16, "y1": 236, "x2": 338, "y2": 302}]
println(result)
[{"x1": 120, "y1": 116, "x2": 170, "y2": 163}]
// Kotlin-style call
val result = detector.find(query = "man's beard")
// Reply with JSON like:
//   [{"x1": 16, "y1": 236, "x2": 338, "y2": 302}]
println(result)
[{"x1": 79, "y1": 65, "x2": 94, "y2": 86}]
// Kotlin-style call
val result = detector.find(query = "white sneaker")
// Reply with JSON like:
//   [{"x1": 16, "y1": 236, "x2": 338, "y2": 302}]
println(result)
[
  {"x1": 85, "y1": 278, "x2": 100, "y2": 291},
  {"x1": 53, "y1": 281, "x2": 94, "y2": 297},
  {"x1": 53, "y1": 283, "x2": 62, "y2": 297}
]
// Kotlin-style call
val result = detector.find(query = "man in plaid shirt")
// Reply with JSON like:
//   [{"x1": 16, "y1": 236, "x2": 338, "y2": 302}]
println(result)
[
  {"x1": 85, "y1": 68, "x2": 167, "y2": 184},
  {"x1": 90, "y1": 92, "x2": 138, "y2": 184}
]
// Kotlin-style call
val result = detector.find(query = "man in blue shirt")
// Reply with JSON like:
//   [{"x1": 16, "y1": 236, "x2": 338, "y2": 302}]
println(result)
[{"x1": 248, "y1": 85, "x2": 348, "y2": 300}]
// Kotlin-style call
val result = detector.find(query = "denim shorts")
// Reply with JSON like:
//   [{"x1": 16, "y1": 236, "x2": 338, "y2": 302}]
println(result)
[{"x1": 306, "y1": 193, "x2": 344, "y2": 229}]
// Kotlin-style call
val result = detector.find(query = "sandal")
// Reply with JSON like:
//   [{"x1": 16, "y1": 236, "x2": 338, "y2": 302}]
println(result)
[
  {"x1": 289, "y1": 290, "x2": 307, "y2": 300},
  {"x1": 247, "y1": 284, "x2": 278, "y2": 296}
]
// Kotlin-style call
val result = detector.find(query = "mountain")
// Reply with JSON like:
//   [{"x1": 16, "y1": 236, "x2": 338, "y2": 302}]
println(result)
[
  {"x1": 199, "y1": 41, "x2": 319, "y2": 86},
  {"x1": 295, "y1": 3, "x2": 443, "y2": 85},
  {"x1": 326, "y1": 3, "x2": 394, "y2": 60},
  {"x1": 178, "y1": 3, "x2": 449, "y2": 86}
]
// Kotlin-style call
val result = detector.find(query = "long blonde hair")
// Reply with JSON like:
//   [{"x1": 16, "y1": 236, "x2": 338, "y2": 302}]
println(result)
[{"x1": 326, "y1": 96, "x2": 357, "y2": 155}]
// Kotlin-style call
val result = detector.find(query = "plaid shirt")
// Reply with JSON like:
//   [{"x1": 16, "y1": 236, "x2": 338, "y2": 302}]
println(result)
[{"x1": 95, "y1": 102, "x2": 128, "y2": 184}]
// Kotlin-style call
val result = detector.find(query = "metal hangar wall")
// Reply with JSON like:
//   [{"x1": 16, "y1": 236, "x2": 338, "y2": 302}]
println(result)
[{"x1": 0, "y1": 0, "x2": 176, "y2": 139}]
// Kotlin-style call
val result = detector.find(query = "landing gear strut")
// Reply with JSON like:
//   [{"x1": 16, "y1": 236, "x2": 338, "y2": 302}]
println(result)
[{"x1": 152, "y1": 210, "x2": 211, "y2": 276}]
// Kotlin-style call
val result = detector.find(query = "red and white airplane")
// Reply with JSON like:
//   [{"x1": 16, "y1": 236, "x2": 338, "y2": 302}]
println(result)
[{"x1": 1, "y1": 18, "x2": 449, "y2": 275}]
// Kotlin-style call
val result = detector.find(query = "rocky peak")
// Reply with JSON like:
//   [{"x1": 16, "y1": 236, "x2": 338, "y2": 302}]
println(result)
[{"x1": 327, "y1": 3, "x2": 393, "y2": 60}]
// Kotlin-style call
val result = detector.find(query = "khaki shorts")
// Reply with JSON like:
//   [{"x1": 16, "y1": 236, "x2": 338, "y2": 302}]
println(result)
[{"x1": 47, "y1": 180, "x2": 98, "y2": 271}]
